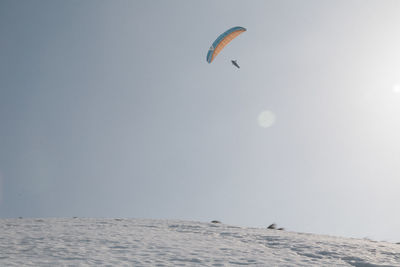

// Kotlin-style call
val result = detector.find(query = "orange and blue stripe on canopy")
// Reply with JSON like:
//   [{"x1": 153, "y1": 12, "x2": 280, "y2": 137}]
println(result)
[{"x1": 206, "y1": 26, "x2": 246, "y2": 63}]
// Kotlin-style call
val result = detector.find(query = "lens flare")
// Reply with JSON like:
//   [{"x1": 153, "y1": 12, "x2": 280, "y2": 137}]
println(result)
[{"x1": 257, "y1": 110, "x2": 276, "y2": 128}]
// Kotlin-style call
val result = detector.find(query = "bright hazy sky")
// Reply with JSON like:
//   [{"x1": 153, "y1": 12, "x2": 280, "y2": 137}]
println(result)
[{"x1": 1, "y1": 0, "x2": 400, "y2": 242}]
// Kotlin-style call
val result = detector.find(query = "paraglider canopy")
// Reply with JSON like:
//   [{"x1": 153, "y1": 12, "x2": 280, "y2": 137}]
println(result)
[{"x1": 206, "y1": 26, "x2": 246, "y2": 63}]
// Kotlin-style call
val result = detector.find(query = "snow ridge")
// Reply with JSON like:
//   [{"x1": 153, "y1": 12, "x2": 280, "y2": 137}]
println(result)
[{"x1": 1, "y1": 218, "x2": 399, "y2": 266}]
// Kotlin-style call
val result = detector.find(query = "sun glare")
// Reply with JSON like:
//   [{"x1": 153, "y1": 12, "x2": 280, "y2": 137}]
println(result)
[{"x1": 393, "y1": 84, "x2": 400, "y2": 94}]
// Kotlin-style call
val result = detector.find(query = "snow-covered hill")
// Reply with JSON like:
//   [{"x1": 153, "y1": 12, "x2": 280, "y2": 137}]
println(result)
[{"x1": 1, "y1": 218, "x2": 399, "y2": 266}]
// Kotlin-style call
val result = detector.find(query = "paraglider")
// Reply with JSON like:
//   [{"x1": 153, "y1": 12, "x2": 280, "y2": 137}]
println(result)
[
  {"x1": 231, "y1": 60, "x2": 240, "y2": 69},
  {"x1": 206, "y1": 26, "x2": 246, "y2": 65}
]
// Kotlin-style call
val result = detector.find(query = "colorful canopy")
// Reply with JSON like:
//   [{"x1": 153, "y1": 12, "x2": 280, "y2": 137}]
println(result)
[{"x1": 206, "y1": 26, "x2": 246, "y2": 63}]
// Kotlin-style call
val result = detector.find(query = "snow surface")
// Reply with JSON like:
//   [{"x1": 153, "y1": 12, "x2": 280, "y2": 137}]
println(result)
[{"x1": 1, "y1": 218, "x2": 400, "y2": 266}]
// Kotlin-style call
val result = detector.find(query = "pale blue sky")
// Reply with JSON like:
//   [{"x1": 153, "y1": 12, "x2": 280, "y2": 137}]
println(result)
[{"x1": 2, "y1": 0, "x2": 400, "y2": 241}]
